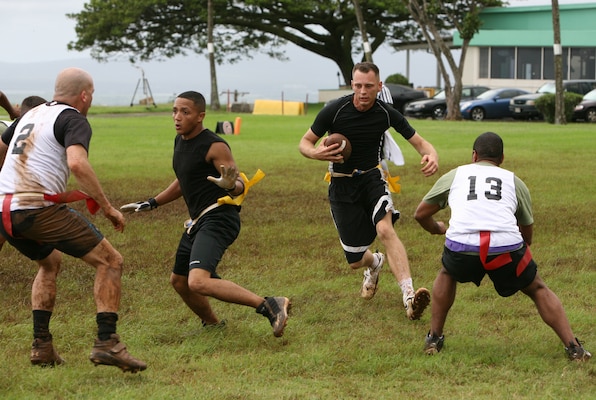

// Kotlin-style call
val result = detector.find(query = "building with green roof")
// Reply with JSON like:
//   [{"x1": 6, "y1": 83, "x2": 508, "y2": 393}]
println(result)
[{"x1": 452, "y1": 3, "x2": 596, "y2": 91}]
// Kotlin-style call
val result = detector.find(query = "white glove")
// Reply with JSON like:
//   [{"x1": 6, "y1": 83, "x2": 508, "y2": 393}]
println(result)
[
  {"x1": 120, "y1": 198, "x2": 158, "y2": 213},
  {"x1": 207, "y1": 164, "x2": 238, "y2": 191}
]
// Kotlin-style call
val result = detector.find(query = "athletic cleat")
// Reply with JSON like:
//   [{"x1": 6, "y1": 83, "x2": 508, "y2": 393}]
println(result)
[
  {"x1": 30, "y1": 338, "x2": 65, "y2": 367},
  {"x1": 405, "y1": 287, "x2": 431, "y2": 320},
  {"x1": 424, "y1": 332, "x2": 444, "y2": 355},
  {"x1": 89, "y1": 334, "x2": 147, "y2": 373},
  {"x1": 202, "y1": 319, "x2": 227, "y2": 330},
  {"x1": 565, "y1": 338, "x2": 592, "y2": 362},
  {"x1": 361, "y1": 252, "x2": 384, "y2": 300},
  {"x1": 258, "y1": 297, "x2": 291, "y2": 337}
]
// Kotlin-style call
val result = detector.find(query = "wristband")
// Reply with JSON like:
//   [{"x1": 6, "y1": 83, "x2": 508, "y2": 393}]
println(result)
[{"x1": 148, "y1": 197, "x2": 158, "y2": 208}]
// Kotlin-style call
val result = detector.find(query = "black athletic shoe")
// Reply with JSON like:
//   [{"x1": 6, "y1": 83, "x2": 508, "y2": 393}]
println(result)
[
  {"x1": 202, "y1": 319, "x2": 227, "y2": 330},
  {"x1": 257, "y1": 297, "x2": 291, "y2": 337},
  {"x1": 565, "y1": 338, "x2": 592, "y2": 362},
  {"x1": 424, "y1": 332, "x2": 445, "y2": 355}
]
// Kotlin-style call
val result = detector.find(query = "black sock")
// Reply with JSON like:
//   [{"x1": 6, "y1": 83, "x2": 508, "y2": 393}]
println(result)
[
  {"x1": 32, "y1": 310, "x2": 52, "y2": 341},
  {"x1": 255, "y1": 298, "x2": 275, "y2": 324},
  {"x1": 255, "y1": 299, "x2": 267, "y2": 316},
  {"x1": 96, "y1": 312, "x2": 118, "y2": 341}
]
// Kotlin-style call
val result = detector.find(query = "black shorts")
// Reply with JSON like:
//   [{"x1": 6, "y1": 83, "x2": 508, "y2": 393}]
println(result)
[
  {"x1": 0, "y1": 205, "x2": 104, "y2": 260},
  {"x1": 441, "y1": 245, "x2": 537, "y2": 297},
  {"x1": 329, "y1": 169, "x2": 399, "y2": 264},
  {"x1": 172, "y1": 205, "x2": 240, "y2": 278}
]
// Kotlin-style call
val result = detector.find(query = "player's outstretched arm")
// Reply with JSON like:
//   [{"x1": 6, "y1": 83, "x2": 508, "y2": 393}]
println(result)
[
  {"x1": 121, "y1": 179, "x2": 182, "y2": 213},
  {"x1": 120, "y1": 198, "x2": 158, "y2": 213},
  {"x1": 407, "y1": 133, "x2": 439, "y2": 177}
]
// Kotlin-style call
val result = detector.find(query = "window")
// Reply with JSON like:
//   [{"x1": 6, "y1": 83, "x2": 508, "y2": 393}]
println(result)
[
  {"x1": 498, "y1": 89, "x2": 522, "y2": 99},
  {"x1": 479, "y1": 47, "x2": 489, "y2": 78},
  {"x1": 491, "y1": 47, "x2": 515, "y2": 79},
  {"x1": 543, "y1": 47, "x2": 570, "y2": 79},
  {"x1": 517, "y1": 47, "x2": 542, "y2": 79},
  {"x1": 570, "y1": 48, "x2": 596, "y2": 79},
  {"x1": 478, "y1": 46, "x2": 595, "y2": 81}
]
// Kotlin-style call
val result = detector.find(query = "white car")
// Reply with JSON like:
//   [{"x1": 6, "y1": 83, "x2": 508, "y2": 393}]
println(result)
[{"x1": 0, "y1": 120, "x2": 12, "y2": 133}]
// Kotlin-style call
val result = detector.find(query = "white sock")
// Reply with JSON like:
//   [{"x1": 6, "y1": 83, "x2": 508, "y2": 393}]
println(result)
[
  {"x1": 399, "y1": 278, "x2": 414, "y2": 303},
  {"x1": 372, "y1": 253, "x2": 383, "y2": 269}
]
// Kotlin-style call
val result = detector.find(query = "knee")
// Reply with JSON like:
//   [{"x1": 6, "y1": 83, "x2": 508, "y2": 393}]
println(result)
[
  {"x1": 376, "y1": 220, "x2": 396, "y2": 242},
  {"x1": 98, "y1": 249, "x2": 123, "y2": 277},
  {"x1": 522, "y1": 274, "x2": 548, "y2": 297},
  {"x1": 349, "y1": 258, "x2": 366, "y2": 269},
  {"x1": 108, "y1": 250, "x2": 124, "y2": 272},
  {"x1": 40, "y1": 251, "x2": 62, "y2": 275},
  {"x1": 188, "y1": 276, "x2": 210, "y2": 296},
  {"x1": 349, "y1": 261, "x2": 362, "y2": 270},
  {"x1": 170, "y1": 274, "x2": 188, "y2": 294}
]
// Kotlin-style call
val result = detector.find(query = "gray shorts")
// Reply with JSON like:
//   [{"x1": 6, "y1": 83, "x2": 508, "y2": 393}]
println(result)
[{"x1": 0, "y1": 204, "x2": 104, "y2": 260}]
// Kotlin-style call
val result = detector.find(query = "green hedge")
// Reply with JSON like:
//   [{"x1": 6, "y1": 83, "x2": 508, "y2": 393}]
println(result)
[{"x1": 535, "y1": 92, "x2": 583, "y2": 123}]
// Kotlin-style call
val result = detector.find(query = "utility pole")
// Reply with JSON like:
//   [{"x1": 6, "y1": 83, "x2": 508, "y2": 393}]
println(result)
[{"x1": 552, "y1": 0, "x2": 564, "y2": 124}]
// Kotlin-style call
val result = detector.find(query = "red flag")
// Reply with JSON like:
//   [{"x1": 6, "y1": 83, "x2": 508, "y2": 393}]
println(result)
[{"x1": 44, "y1": 191, "x2": 100, "y2": 214}]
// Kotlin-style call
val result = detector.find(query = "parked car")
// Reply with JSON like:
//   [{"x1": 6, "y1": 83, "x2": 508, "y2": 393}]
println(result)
[
  {"x1": 384, "y1": 83, "x2": 427, "y2": 114},
  {"x1": 509, "y1": 80, "x2": 596, "y2": 120},
  {"x1": 460, "y1": 88, "x2": 530, "y2": 121},
  {"x1": 572, "y1": 88, "x2": 596, "y2": 122},
  {"x1": 405, "y1": 86, "x2": 490, "y2": 120}
]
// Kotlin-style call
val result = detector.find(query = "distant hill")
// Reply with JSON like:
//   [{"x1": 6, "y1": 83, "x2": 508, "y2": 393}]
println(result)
[{"x1": 1, "y1": 55, "x2": 326, "y2": 107}]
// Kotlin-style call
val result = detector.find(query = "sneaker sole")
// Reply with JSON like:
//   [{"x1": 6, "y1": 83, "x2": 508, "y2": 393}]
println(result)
[
  {"x1": 360, "y1": 282, "x2": 378, "y2": 300},
  {"x1": 408, "y1": 288, "x2": 430, "y2": 320},
  {"x1": 273, "y1": 298, "x2": 292, "y2": 338},
  {"x1": 31, "y1": 359, "x2": 64, "y2": 367},
  {"x1": 424, "y1": 345, "x2": 441, "y2": 355},
  {"x1": 90, "y1": 354, "x2": 146, "y2": 373}
]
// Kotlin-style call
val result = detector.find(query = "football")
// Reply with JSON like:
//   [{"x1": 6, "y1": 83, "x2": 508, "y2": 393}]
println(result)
[{"x1": 324, "y1": 133, "x2": 352, "y2": 162}]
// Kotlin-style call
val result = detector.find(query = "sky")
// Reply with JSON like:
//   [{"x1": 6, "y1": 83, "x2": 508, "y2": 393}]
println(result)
[{"x1": 1, "y1": 0, "x2": 592, "y2": 107}]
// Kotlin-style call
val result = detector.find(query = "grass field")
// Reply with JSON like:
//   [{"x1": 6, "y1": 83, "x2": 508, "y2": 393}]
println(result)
[{"x1": 0, "y1": 105, "x2": 594, "y2": 399}]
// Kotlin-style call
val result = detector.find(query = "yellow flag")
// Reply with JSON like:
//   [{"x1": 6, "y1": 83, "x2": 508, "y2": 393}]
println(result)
[{"x1": 217, "y1": 169, "x2": 266, "y2": 206}]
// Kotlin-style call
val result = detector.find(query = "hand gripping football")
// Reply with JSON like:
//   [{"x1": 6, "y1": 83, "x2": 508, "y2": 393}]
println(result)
[{"x1": 324, "y1": 133, "x2": 352, "y2": 162}]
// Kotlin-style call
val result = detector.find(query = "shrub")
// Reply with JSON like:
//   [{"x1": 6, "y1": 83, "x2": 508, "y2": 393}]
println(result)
[
  {"x1": 535, "y1": 92, "x2": 583, "y2": 123},
  {"x1": 384, "y1": 73, "x2": 410, "y2": 86}
]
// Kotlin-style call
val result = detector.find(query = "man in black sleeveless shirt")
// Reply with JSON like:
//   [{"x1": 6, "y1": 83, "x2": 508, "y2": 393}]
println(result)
[{"x1": 122, "y1": 91, "x2": 290, "y2": 337}]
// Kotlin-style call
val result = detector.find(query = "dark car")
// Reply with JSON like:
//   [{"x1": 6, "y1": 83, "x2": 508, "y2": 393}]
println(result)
[
  {"x1": 573, "y1": 89, "x2": 596, "y2": 122},
  {"x1": 404, "y1": 86, "x2": 490, "y2": 120},
  {"x1": 509, "y1": 80, "x2": 596, "y2": 120},
  {"x1": 460, "y1": 88, "x2": 530, "y2": 121},
  {"x1": 384, "y1": 83, "x2": 427, "y2": 114}
]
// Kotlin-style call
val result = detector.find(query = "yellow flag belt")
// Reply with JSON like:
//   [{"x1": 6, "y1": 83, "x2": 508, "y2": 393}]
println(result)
[
  {"x1": 324, "y1": 165, "x2": 400, "y2": 194},
  {"x1": 217, "y1": 169, "x2": 266, "y2": 205}
]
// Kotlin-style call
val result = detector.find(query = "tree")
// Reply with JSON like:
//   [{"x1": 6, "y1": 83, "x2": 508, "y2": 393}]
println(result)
[
  {"x1": 352, "y1": 0, "x2": 373, "y2": 62},
  {"x1": 551, "y1": 0, "x2": 565, "y2": 124},
  {"x1": 207, "y1": 0, "x2": 220, "y2": 110},
  {"x1": 67, "y1": 0, "x2": 413, "y2": 86},
  {"x1": 401, "y1": 0, "x2": 502, "y2": 120}
]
